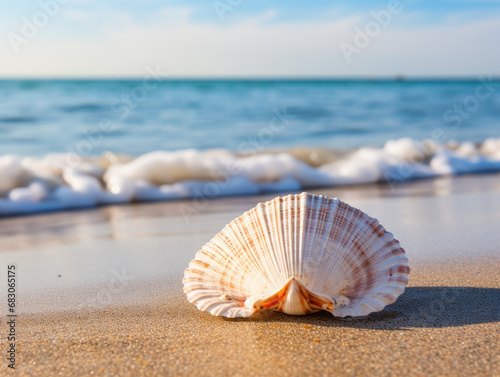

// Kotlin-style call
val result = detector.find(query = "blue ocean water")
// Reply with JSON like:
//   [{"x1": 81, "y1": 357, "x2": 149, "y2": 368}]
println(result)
[{"x1": 1, "y1": 79, "x2": 499, "y2": 157}]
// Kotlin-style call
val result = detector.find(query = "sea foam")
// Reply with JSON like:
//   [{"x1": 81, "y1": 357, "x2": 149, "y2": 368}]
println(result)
[{"x1": 1, "y1": 138, "x2": 500, "y2": 216}]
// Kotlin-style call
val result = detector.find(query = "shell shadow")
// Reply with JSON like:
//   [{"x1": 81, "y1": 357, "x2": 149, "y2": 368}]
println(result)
[{"x1": 235, "y1": 287, "x2": 500, "y2": 329}]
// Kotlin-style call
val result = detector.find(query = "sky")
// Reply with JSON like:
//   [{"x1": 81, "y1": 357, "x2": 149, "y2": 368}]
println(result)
[{"x1": 0, "y1": 0, "x2": 499, "y2": 78}]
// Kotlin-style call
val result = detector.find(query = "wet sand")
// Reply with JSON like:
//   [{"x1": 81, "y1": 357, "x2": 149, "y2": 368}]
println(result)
[{"x1": 1, "y1": 174, "x2": 499, "y2": 376}]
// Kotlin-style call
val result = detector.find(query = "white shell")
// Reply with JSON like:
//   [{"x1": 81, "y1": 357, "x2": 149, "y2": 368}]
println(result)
[{"x1": 183, "y1": 192, "x2": 410, "y2": 318}]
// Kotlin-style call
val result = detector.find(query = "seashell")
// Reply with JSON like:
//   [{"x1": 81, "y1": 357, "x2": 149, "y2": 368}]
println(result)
[{"x1": 183, "y1": 192, "x2": 410, "y2": 318}]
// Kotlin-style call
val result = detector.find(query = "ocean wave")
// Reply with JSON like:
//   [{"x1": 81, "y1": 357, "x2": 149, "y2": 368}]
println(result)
[
  {"x1": 1, "y1": 137, "x2": 500, "y2": 216},
  {"x1": 59, "y1": 103, "x2": 106, "y2": 113},
  {"x1": 0, "y1": 116, "x2": 38, "y2": 123}
]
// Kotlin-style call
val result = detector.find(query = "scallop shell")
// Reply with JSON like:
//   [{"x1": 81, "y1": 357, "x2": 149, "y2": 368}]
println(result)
[{"x1": 183, "y1": 192, "x2": 409, "y2": 318}]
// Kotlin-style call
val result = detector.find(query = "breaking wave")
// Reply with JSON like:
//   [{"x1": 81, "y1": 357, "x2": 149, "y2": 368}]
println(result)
[{"x1": 1, "y1": 137, "x2": 500, "y2": 216}]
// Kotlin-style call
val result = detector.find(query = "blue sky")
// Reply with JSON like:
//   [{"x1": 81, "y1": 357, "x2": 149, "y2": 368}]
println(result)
[{"x1": 1, "y1": 0, "x2": 499, "y2": 77}]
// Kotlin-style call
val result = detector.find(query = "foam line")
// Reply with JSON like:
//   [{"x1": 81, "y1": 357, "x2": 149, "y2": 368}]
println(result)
[{"x1": 1, "y1": 138, "x2": 499, "y2": 216}]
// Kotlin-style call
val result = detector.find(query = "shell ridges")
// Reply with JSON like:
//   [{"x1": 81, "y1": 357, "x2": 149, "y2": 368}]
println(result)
[{"x1": 183, "y1": 192, "x2": 410, "y2": 318}]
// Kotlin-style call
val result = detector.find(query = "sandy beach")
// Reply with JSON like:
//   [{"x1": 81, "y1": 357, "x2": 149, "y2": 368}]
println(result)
[
  {"x1": 3, "y1": 0, "x2": 500, "y2": 375},
  {"x1": 1, "y1": 174, "x2": 499, "y2": 376}
]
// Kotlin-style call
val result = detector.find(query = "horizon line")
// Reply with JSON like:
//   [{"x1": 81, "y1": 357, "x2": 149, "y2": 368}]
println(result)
[{"x1": 0, "y1": 75, "x2": 498, "y2": 82}]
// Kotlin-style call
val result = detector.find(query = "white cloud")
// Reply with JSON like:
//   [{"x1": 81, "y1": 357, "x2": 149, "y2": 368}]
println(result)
[{"x1": 1, "y1": 7, "x2": 499, "y2": 77}]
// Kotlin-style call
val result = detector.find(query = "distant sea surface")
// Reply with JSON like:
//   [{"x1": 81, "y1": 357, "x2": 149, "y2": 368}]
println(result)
[{"x1": 1, "y1": 79, "x2": 499, "y2": 156}]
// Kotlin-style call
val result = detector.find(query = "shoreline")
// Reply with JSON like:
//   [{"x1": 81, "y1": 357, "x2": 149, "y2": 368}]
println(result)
[
  {"x1": 2, "y1": 137, "x2": 500, "y2": 217},
  {"x1": 2, "y1": 172, "x2": 500, "y2": 252}
]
